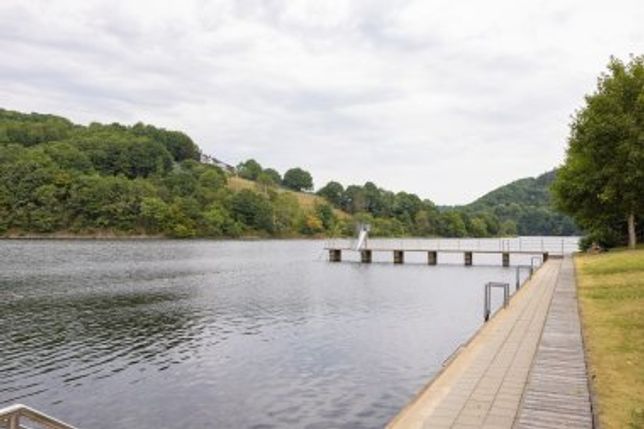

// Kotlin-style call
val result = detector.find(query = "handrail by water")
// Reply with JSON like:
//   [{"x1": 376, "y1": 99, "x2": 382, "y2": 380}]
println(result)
[
  {"x1": 324, "y1": 236, "x2": 579, "y2": 255},
  {"x1": 515, "y1": 264, "x2": 533, "y2": 290},
  {"x1": 0, "y1": 404, "x2": 77, "y2": 429},
  {"x1": 484, "y1": 282, "x2": 509, "y2": 321}
]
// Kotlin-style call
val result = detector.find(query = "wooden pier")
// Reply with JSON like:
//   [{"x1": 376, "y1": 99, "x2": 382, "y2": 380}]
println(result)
[{"x1": 325, "y1": 247, "x2": 549, "y2": 267}]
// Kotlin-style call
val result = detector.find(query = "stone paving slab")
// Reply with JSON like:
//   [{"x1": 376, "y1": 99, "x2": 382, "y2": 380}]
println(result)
[{"x1": 387, "y1": 260, "x2": 562, "y2": 429}]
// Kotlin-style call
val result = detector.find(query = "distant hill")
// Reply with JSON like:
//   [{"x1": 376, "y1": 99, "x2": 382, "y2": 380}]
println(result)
[
  {"x1": 0, "y1": 108, "x2": 345, "y2": 238},
  {"x1": 0, "y1": 107, "x2": 580, "y2": 238},
  {"x1": 461, "y1": 170, "x2": 580, "y2": 235}
]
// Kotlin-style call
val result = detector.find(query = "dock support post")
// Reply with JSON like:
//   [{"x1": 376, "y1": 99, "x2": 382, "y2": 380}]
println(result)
[
  {"x1": 360, "y1": 250, "x2": 372, "y2": 263},
  {"x1": 502, "y1": 252, "x2": 510, "y2": 267},
  {"x1": 542, "y1": 252, "x2": 549, "y2": 262},
  {"x1": 329, "y1": 249, "x2": 341, "y2": 262},
  {"x1": 464, "y1": 251, "x2": 473, "y2": 266},
  {"x1": 393, "y1": 250, "x2": 404, "y2": 264},
  {"x1": 427, "y1": 251, "x2": 437, "y2": 265}
]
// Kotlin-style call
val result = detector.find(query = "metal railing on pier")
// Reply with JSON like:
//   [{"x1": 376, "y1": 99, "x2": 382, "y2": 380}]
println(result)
[
  {"x1": 0, "y1": 404, "x2": 77, "y2": 429},
  {"x1": 325, "y1": 236, "x2": 579, "y2": 256}
]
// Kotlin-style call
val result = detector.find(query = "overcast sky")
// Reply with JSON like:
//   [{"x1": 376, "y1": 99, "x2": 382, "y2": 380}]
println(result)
[{"x1": 1, "y1": 0, "x2": 642, "y2": 204}]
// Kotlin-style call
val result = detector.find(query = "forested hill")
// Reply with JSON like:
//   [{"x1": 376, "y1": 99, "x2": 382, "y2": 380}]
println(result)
[
  {"x1": 0, "y1": 108, "x2": 340, "y2": 237},
  {"x1": 460, "y1": 170, "x2": 579, "y2": 235},
  {"x1": 0, "y1": 108, "x2": 578, "y2": 238},
  {"x1": 468, "y1": 170, "x2": 556, "y2": 210}
]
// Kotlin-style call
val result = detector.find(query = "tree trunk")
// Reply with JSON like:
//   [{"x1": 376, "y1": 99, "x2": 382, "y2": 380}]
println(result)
[{"x1": 628, "y1": 213, "x2": 636, "y2": 249}]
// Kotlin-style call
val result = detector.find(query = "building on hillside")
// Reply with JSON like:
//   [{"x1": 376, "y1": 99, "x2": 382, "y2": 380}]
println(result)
[{"x1": 201, "y1": 153, "x2": 236, "y2": 173}]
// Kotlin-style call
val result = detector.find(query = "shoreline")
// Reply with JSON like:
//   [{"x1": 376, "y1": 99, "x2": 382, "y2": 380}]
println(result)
[
  {"x1": 0, "y1": 233, "x2": 578, "y2": 241},
  {"x1": 0, "y1": 233, "x2": 336, "y2": 241}
]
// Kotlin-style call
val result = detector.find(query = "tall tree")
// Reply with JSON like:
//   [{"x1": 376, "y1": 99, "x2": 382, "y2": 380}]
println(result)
[
  {"x1": 552, "y1": 55, "x2": 644, "y2": 248},
  {"x1": 282, "y1": 167, "x2": 313, "y2": 191},
  {"x1": 262, "y1": 168, "x2": 282, "y2": 184},
  {"x1": 236, "y1": 159, "x2": 263, "y2": 180},
  {"x1": 317, "y1": 181, "x2": 344, "y2": 207}
]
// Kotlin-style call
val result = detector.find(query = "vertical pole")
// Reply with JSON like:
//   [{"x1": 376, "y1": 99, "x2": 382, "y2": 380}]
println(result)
[
  {"x1": 9, "y1": 414, "x2": 19, "y2": 429},
  {"x1": 503, "y1": 284, "x2": 509, "y2": 308},
  {"x1": 515, "y1": 266, "x2": 520, "y2": 291},
  {"x1": 484, "y1": 283, "x2": 490, "y2": 321},
  {"x1": 360, "y1": 250, "x2": 372, "y2": 263},
  {"x1": 502, "y1": 252, "x2": 510, "y2": 267},
  {"x1": 329, "y1": 249, "x2": 342, "y2": 262}
]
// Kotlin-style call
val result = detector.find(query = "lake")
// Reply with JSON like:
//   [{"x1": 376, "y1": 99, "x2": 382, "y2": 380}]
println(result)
[{"x1": 0, "y1": 239, "x2": 574, "y2": 428}]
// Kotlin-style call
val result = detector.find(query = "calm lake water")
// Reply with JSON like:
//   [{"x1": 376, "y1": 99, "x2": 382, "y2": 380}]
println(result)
[{"x1": 0, "y1": 239, "x2": 569, "y2": 428}]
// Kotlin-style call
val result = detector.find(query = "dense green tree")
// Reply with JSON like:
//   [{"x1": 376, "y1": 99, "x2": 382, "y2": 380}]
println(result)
[
  {"x1": 140, "y1": 196, "x2": 172, "y2": 233},
  {"x1": 315, "y1": 203, "x2": 337, "y2": 231},
  {"x1": 164, "y1": 169, "x2": 198, "y2": 197},
  {"x1": 553, "y1": 55, "x2": 644, "y2": 248},
  {"x1": 131, "y1": 122, "x2": 200, "y2": 161},
  {"x1": 468, "y1": 217, "x2": 489, "y2": 237},
  {"x1": 262, "y1": 168, "x2": 282, "y2": 184},
  {"x1": 343, "y1": 185, "x2": 366, "y2": 213},
  {"x1": 231, "y1": 189, "x2": 275, "y2": 233},
  {"x1": 237, "y1": 159, "x2": 263, "y2": 180},
  {"x1": 392, "y1": 192, "x2": 423, "y2": 223},
  {"x1": 0, "y1": 109, "x2": 73, "y2": 146},
  {"x1": 317, "y1": 181, "x2": 345, "y2": 207},
  {"x1": 198, "y1": 166, "x2": 226, "y2": 191},
  {"x1": 282, "y1": 167, "x2": 313, "y2": 191},
  {"x1": 439, "y1": 211, "x2": 467, "y2": 237},
  {"x1": 414, "y1": 210, "x2": 435, "y2": 236},
  {"x1": 499, "y1": 220, "x2": 518, "y2": 236}
]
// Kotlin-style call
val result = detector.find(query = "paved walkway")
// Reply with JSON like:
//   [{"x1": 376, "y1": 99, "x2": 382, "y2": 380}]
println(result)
[
  {"x1": 515, "y1": 257, "x2": 592, "y2": 428},
  {"x1": 387, "y1": 257, "x2": 592, "y2": 429}
]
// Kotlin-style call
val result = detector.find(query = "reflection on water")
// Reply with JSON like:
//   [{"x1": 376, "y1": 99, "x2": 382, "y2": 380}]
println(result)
[{"x1": 1, "y1": 239, "x2": 537, "y2": 428}]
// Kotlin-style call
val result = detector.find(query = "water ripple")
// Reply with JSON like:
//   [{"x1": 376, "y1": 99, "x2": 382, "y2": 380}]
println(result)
[{"x1": 0, "y1": 239, "x2": 531, "y2": 428}]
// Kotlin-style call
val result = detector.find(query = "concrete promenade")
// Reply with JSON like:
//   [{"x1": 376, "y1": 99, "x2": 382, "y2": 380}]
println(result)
[
  {"x1": 515, "y1": 258, "x2": 592, "y2": 428},
  {"x1": 387, "y1": 257, "x2": 592, "y2": 429}
]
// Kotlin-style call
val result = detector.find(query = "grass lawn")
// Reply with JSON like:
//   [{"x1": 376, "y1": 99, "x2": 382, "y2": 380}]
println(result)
[{"x1": 576, "y1": 247, "x2": 644, "y2": 429}]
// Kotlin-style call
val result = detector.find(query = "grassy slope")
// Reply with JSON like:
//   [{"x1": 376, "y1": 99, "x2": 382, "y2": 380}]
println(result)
[
  {"x1": 575, "y1": 247, "x2": 644, "y2": 429},
  {"x1": 227, "y1": 176, "x2": 349, "y2": 218}
]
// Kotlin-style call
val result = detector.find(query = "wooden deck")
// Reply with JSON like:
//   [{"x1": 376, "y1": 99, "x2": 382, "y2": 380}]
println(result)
[{"x1": 387, "y1": 257, "x2": 593, "y2": 429}]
